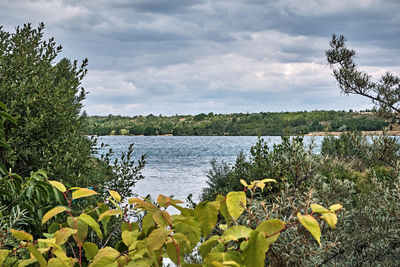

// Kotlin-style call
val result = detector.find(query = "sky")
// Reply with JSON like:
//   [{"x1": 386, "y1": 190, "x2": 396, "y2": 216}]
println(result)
[{"x1": 1, "y1": 0, "x2": 400, "y2": 116}]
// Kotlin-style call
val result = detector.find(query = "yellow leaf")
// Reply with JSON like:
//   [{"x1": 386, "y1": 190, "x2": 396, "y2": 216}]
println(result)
[
  {"x1": 240, "y1": 179, "x2": 248, "y2": 187},
  {"x1": 128, "y1": 197, "x2": 158, "y2": 211},
  {"x1": 72, "y1": 188, "x2": 97, "y2": 200},
  {"x1": 321, "y1": 213, "x2": 338, "y2": 229},
  {"x1": 11, "y1": 229, "x2": 33, "y2": 242},
  {"x1": 48, "y1": 180, "x2": 66, "y2": 193},
  {"x1": 0, "y1": 250, "x2": 9, "y2": 266},
  {"x1": 146, "y1": 228, "x2": 172, "y2": 251},
  {"x1": 329, "y1": 204, "x2": 343, "y2": 213},
  {"x1": 109, "y1": 190, "x2": 121, "y2": 202},
  {"x1": 311, "y1": 204, "x2": 330, "y2": 214},
  {"x1": 98, "y1": 209, "x2": 122, "y2": 221},
  {"x1": 157, "y1": 194, "x2": 184, "y2": 208},
  {"x1": 226, "y1": 192, "x2": 246, "y2": 220},
  {"x1": 42, "y1": 206, "x2": 68, "y2": 225},
  {"x1": 54, "y1": 228, "x2": 76, "y2": 245},
  {"x1": 297, "y1": 212, "x2": 321, "y2": 246},
  {"x1": 153, "y1": 210, "x2": 172, "y2": 227},
  {"x1": 260, "y1": 178, "x2": 276, "y2": 183},
  {"x1": 122, "y1": 230, "x2": 139, "y2": 246},
  {"x1": 255, "y1": 219, "x2": 285, "y2": 250}
]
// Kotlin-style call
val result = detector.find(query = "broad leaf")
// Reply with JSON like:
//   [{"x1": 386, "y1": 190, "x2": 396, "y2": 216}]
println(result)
[
  {"x1": 42, "y1": 206, "x2": 67, "y2": 225},
  {"x1": 109, "y1": 190, "x2": 121, "y2": 202},
  {"x1": 216, "y1": 195, "x2": 232, "y2": 225},
  {"x1": 0, "y1": 249, "x2": 9, "y2": 265},
  {"x1": 91, "y1": 246, "x2": 120, "y2": 266},
  {"x1": 226, "y1": 191, "x2": 246, "y2": 220},
  {"x1": 311, "y1": 204, "x2": 330, "y2": 214},
  {"x1": 321, "y1": 213, "x2": 338, "y2": 229},
  {"x1": 54, "y1": 228, "x2": 76, "y2": 245},
  {"x1": 48, "y1": 180, "x2": 66, "y2": 193},
  {"x1": 222, "y1": 225, "x2": 252, "y2": 241},
  {"x1": 194, "y1": 201, "x2": 220, "y2": 237},
  {"x1": 256, "y1": 219, "x2": 285, "y2": 250},
  {"x1": 122, "y1": 230, "x2": 139, "y2": 246},
  {"x1": 297, "y1": 212, "x2": 321, "y2": 246},
  {"x1": 83, "y1": 242, "x2": 99, "y2": 261},
  {"x1": 153, "y1": 210, "x2": 172, "y2": 227},
  {"x1": 27, "y1": 244, "x2": 47, "y2": 267},
  {"x1": 98, "y1": 209, "x2": 122, "y2": 221},
  {"x1": 146, "y1": 228, "x2": 172, "y2": 251},
  {"x1": 71, "y1": 188, "x2": 97, "y2": 200},
  {"x1": 79, "y1": 213, "x2": 103, "y2": 239},
  {"x1": 243, "y1": 231, "x2": 268, "y2": 266},
  {"x1": 329, "y1": 204, "x2": 343, "y2": 213},
  {"x1": 10, "y1": 229, "x2": 33, "y2": 241}
]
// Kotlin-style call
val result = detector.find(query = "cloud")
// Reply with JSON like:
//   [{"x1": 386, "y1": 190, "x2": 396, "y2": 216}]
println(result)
[{"x1": 1, "y1": 0, "x2": 399, "y2": 115}]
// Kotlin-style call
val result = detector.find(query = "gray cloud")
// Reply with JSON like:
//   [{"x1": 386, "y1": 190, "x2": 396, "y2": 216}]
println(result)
[{"x1": 1, "y1": 0, "x2": 399, "y2": 115}]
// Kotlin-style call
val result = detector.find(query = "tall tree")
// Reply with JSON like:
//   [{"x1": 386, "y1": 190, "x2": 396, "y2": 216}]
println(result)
[
  {"x1": 326, "y1": 34, "x2": 400, "y2": 119},
  {"x1": 0, "y1": 23, "x2": 97, "y2": 186}
]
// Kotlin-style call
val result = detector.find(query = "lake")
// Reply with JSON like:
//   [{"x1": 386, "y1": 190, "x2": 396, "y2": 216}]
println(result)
[{"x1": 96, "y1": 136, "x2": 325, "y2": 201}]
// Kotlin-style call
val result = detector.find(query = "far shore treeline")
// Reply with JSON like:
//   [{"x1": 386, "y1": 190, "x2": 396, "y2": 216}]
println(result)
[{"x1": 85, "y1": 110, "x2": 390, "y2": 136}]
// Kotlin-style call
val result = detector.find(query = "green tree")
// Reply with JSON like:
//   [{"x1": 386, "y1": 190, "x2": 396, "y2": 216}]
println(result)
[
  {"x1": 0, "y1": 23, "x2": 95, "y2": 186},
  {"x1": 326, "y1": 34, "x2": 400, "y2": 119}
]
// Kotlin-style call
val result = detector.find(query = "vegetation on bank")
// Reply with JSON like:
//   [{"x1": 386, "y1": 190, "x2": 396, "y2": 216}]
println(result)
[{"x1": 85, "y1": 110, "x2": 389, "y2": 136}]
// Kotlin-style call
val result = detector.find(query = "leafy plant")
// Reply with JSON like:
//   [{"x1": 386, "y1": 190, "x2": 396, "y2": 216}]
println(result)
[{"x1": 1, "y1": 179, "x2": 341, "y2": 266}]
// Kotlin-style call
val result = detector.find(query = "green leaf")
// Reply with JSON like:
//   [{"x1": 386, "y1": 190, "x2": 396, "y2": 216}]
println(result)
[
  {"x1": 109, "y1": 190, "x2": 121, "y2": 202},
  {"x1": 311, "y1": 204, "x2": 330, "y2": 214},
  {"x1": 243, "y1": 231, "x2": 268, "y2": 267},
  {"x1": 10, "y1": 229, "x2": 33, "y2": 242},
  {"x1": 204, "y1": 251, "x2": 243, "y2": 266},
  {"x1": 194, "y1": 201, "x2": 220, "y2": 237},
  {"x1": 142, "y1": 212, "x2": 156, "y2": 235},
  {"x1": 321, "y1": 213, "x2": 338, "y2": 229},
  {"x1": 153, "y1": 210, "x2": 172, "y2": 227},
  {"x1": 91, "y1": 246, "x2": 120, "y2": 266},
  {"x1": 79, "y1": 213, "x2": 103, "y2": 239},
  {"x1": 72, "y1": 188, "x2": 97, "y2": 199},
  {"x1": 42, "y1": 206, "x2": 67, "y2": 225},
  {"x1": 157, "y1": 194, "x2": 184, "y2": 208},
  {"x1": 48, "y1": 180, "x2": 66, "y2": 193},
  {"x1": 122, "y1": 230, "x2": 139, "y2": 246},
  {"x1": 165, "y1": 233, "x2": 192, "y2": 265},
  {"x1": 145, "y1": 228, "x2": 172, "y2": 251},
  {"x1": 173, "y1": 216, "x2": 202, "y2": 249},
  {"x1": 47, "y1": 258, "x2": 69, "y2": 267},
  {"x1": 27, "y1": 244, "x2": 47, "y2": 267},
  {"x1": 255, "y1": 219, "x2": 285, "y2": 250},
  {"x1": 98, "y1": 209, "x2": 122, "y2": 221},
  {"x1": 83, "y1": 242, "x2": 99, "y2": 261},
  {"x1": 297, "y1": 212, "x2": 321, "y2": 246},
  {"x1": 216, "y1": 195, "x2": 232, "y2": 225},
  {"x1": 226, "y1": 191, "x2": 246, "y2": 220},
  {"x1": 199, "y1": 236, "x2": 219, "y2": 258},
  {"x1": 329, "y1": 204, "x2": 343, "y2": 213},
  {"x1": 68, "y1": 217, "x2": 88, "y2": 243},
  {"x1": 54, "y1": 227, "x2": 76, "y2": 245},
  {"x1": 222, "y1": 225, "x2": 253, "y2": 242},
  {"x1": 0, "y1": 250, "x2": 9, "y2": 266}
]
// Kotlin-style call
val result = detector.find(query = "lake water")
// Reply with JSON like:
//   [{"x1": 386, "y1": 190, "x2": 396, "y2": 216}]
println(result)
[{"x1": 96, "y1": 136, "x2": 325, "y2": 201}]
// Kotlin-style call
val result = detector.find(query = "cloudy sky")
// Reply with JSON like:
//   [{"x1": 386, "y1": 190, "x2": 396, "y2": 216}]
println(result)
[{"x1": 1, "y1": 0, "x2": 399, "y2": 115}]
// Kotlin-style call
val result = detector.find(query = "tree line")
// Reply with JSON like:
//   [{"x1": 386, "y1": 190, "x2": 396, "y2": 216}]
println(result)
[{"x1": 85, "y1": 110, "x2": 389, "y2": 136}]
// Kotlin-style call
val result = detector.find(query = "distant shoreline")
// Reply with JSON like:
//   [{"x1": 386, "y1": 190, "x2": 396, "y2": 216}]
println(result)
[{"x1": 91, "y1": 131, "x2": 400, "y2": 137}]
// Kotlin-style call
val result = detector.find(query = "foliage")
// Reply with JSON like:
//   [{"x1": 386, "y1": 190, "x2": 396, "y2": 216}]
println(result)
[
  {"x1": 85, "y1": 110, "x2": 388, "y2": 136},
  {"x1": 326, "y1": 34, "x2": 400, "y2": 119},
  {"x1": 321, "y1": 131, "x2": 400, "y2": 169},
  {"x1": 0, "y1": 23, "x2": 92, "y2": 187},
  {"x1": 0, "y1": 179, "x2": 341, "y2": 266},
  {"x1": 201, "y1": 136, "x2": 320, "y2": 200}
]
